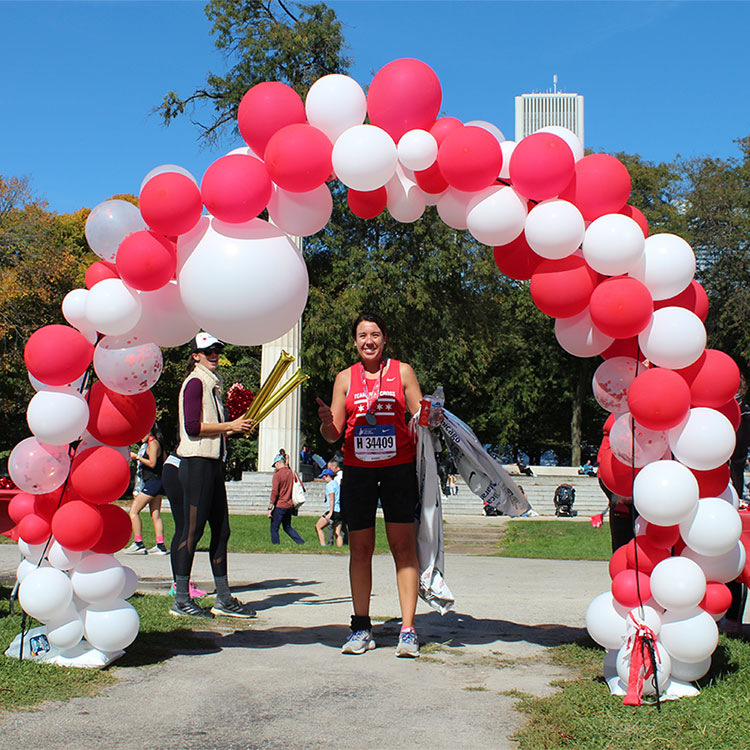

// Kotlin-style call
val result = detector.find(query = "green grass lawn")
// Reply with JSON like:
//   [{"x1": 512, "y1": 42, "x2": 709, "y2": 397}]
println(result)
[{"x1": 495, "y1": 519, "x2": 614, "y2": 561}]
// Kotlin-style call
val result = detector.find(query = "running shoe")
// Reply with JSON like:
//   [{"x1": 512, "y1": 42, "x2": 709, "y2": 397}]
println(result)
[
  {"x1": 395, "y1": 629, "x2": 420, "y2": 658},
  {"x1": 341, "y1": 629, "x2": 375, "y2": 655},
  {"x1": 210, "y1": 596, "x2": 257, "y2": 618},
  {"x1": 169, "y1": 599, "x2": 214, "y2": 618},
  {"x1": 189, "y1": 582, "x2": 207, "y2": 598},
  {"x1": 123, "y1": 542, "x2": 147, "y2": 555},
  {"x1": 147, "y1": 544, "x2": 169, "y2": 555}
]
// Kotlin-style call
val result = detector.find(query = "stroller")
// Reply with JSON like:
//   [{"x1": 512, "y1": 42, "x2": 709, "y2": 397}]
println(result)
[{"x1": 553, "y1": 483, "x2": 577, "y2": 517}]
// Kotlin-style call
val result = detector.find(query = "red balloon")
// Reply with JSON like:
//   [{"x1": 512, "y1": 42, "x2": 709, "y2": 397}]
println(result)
[
  {"x1": 608, "y1": 544, "x2": 632, "y2": 579},
  {"x1": 201, "y1": 154, "x2": 272, "y2": 224},
  {"x1": 602, "y1": 415, "x2": 616, "y2": 437},
  {"x1": 414, "y1": 161, "x2": 448, "y2": 195},
  {"x1": 716, "y1": 397, "x2": 741, "y2": 431},
  {"x1": 619, "y1": 205, "x2": 649, "y2": 237},
  {"x1": 24, "y1": 324, "x2": 94, "y2": 387},
  {"x1": 493, "y1": 232, "x2": 544, "y2": 281},
  {"x1": 51, "y1": 500, "x2": 104, "y2": 551},
  {"x1": 33, "y1": 488, "x2": 64, "y2": 520},
  {"x1": 601, "y1": 336, "x2": 641, "y2": 361},
  {"x1": 264, "y1": 124, "x2": 333, "y2": 193},
  {"x1": 17, "y1": 513, "x2": 51, "y2": 545},
  {"x1": 237, "y1": 81, "x2": 305, "y2": 156},
  {"x1": 654, "y1": 280, "x2": 709, "y2": 321},
  {"x1": 116, "y1": 230, "x2": 176, "y2": 292},
  {"x1": 529, "y1": 256, "x2": 599, "y2": 318},
  {"x1": 643, "y1": 523, "x2": 681, "y2": 549},
  {"x1": 692, "y1": 464, "x2": 731, "y2": 498},
  {"x1": 624, "y1": 537, "x2": 670, "y2": 574},
  {"x1": 437, "y1": 126, "x2": 502, "y2": 192},
  {"x1": 8, "y1": 492, "x2": 37, "y2": 524},
  {"x1": 140, "y1": 172, "x2": 202, "y2": 236},
  {"x1": 90, "y1": 504, "x2": 132, "y2": 554},
  {"x1": 347, "y1": 187, "x2": 387, "y2": 219},
  {"x1": 85, "y1": 260, "x2": 119, "y2": 289},
  {"x1": 700, "y1": 581, "x2": 732, "y2": 615},
  {"x1": 558, "y1": 153, "x2": 631, "y2": 222},
  {"x1": 627, "y1": 367, "x2": 692, "y2": 431},
  {"x1": 676, "y1": 349, "x2": 740, "y2": 408},
  {"x1": 367, "y1": 58, "x2": 442, "y2": 141},
  {"x1": 70, "y1": 446, "x2": 131, "y2": 504},
  {"x1": 87, "y1": 382, "x2": 156, "y2": 447},
  {"x1": 612, "y1": 569, "x2": 651, "y2": 609},
  {"x1": 589, "y1": 277, "x2": 653, "y2": 339},
  {"x1": 598, "y1": 444, "x2": 640, "y2": 496},
  {"x1": 508, "y1": 132, "x2": 575, "y2": 202},
  {"x1": 430, "y1": 117, "x2": 463, "y2": 144}
]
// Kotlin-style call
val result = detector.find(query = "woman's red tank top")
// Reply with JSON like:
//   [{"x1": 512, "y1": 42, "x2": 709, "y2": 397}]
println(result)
[{"x1": 343, "y1": 358, "x2": 416, "y2": 468}]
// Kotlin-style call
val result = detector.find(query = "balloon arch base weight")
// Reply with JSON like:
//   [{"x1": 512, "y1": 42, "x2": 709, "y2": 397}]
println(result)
[
  {"x1": 5, "y1": 627, "x2": 125, "y2": 669},
  {"x1": 603, "y1": 651, "x2": 700, "y2": 702}
]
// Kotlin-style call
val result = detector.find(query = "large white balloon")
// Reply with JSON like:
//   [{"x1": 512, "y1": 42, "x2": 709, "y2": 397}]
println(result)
[
  {"x1": 638, "y1": 307, "x2": 706, "y2": 370},
  {"x1": 397, "y1": 129, "x2": 438, "y2": 171},
  {"x1": 669, "y1": 654, "x2": 711, "y2": 682},
  {"x1": 555, "y1": 308, "x2": 614, "y2": 358},
  {"x1": 386, "y1": 167, "x2": 426, "y2": 223},
  {"x1": 659, "y1": 607, "x2": 718, "y2": 664},
  {"x1": 71, "y1": 553, "x2": 127, "y2": 604},
  {"x1": 305, "y1": 74, "x2": 367, "y2": 144},
  {"x1": 682, "y1": 541, "x2": 746, "y2": 583},
  {"x1": 616, "y1": 641, "x2": 671, "y2": 696},
  {"x1": 136, "y1": 281, "x2": 200, "y2": 348},
  {"x1": 585, "y1": 591, "x2": 627, "y2": 650},
  {"x1": 267, "y1": 183, "x2": 333, "y2": 237},
  {"x1": 466, "y1": 185, "x2": 527, "y2": 247},
  {"x1": 18, "y1": 567, "x2": 74, "y2": 623},
  {"x1": 582, "y1": 214, "x2": 645, "y2": 276},
  {"x1": 48, "y1": 541, "x2": 84, "y2": 571},
  {"x1": 26, "y1": 388, "x2": 90, "y2": 446},
  {"x1": 85, "y1": 278, "x2": 143, "y2": 336},
  {"x1": 633, "y1": 460, "x2": 699, "y2": 526},
  {"x1": 85, "y1": 199, "x2": 147, "y2": 263},
  {"x1": 609, "y1": 412, "x2": 668, "y2": 468},
  {"x1": 177, "y1": 216, "x2": 309, "y2": 346},
  {"x1": 62, "y1": 289, "x2": 97, "y2": 344},
  {"x1": 650, "y1": 556, "x2": 706, "y2": 611},
  {"x1": 84, "y1": 598, "x2": 140, "y2": 652},
  {"x1": 93, "y1": 334, "x2": 163, "y2": 396},
  {"x1": 679, "y1": 497, "x2": 742, "y2": 557},
  {"x1": 629, "y1": 233, "x2": 696, "y2": 301},
  {"x1": 46, "y1": 602, "x2": 85, "y2": 650},
  {"x1": 592, "y1": 357, "x2": 639, "y2": 414},
  {"x1": 524, "y1": 199, "x2": 585, "y2": 260},
  {"x1": 18, "y1": 538, "x2": 49, "y2": 565},
  {"x1": 332, "y1": 125, "x2": 398, "y2": 191},
  {"x1": 668, "y1": 407, "x2": 736, "y2": 471}
]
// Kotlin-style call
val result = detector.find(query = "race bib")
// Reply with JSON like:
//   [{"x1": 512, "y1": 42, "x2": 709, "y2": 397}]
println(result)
[{"x1": 354, "y1": 424, "x2": 397, "y2": 462}]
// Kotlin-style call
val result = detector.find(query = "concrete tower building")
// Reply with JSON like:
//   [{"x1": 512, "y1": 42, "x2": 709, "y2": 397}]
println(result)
[{"x1": 515, "y1": 75, "x2": 584, "y2": 145}]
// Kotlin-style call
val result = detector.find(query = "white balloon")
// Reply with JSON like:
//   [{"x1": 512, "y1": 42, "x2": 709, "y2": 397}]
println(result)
[
  {"x1": 524, "y1": 199, "x2": 585, "y2": 260},
  {"x1": 659, "y1": 607, "x2": 718, "y2": 663},
  {"x1": 633, "y1": 460, "x2": 699, "y2": 526},
  {"x1": 18, "y1": 538, "x2": 48, "y2": 565},
  {"x1": 466, "y1": 185, "x2": 527, "y2": 246},
  {"x1": 28, "y1": 371, "x2": 86, "y2": 393},
  {"x1": 332, "y1": 125, "x2": 398, "y2": 191},
  {"x1": 498, "y1": 140, "x2": 516, "y2": 180},
  {"x1": 120, "y1": 566, "x2": 139, "y2": 600},
  {"x1": 536, "y1": 125, "x2": 584, "y2": 162},
  {"x1": 85, "y1": 278, "x2": 143, "y2": 336},
  {"x1": 464, "y1": 119, "x2": 505, "y2": 145},
  {"x1": 668, "y1": 407, "x2": 736, "y2": 471},
  {"x1": 592, "y1": 356, "x2": 639, "y2": 414},
  {"x1": 85, "y1": 199, "x2": 146, "y2": 263},
  {"x1": 18, "y1": 567, "x2": 73, "y2": 623},
  {"x1": 629, "y1": 233, "x2": 696, "y2": 301},
  {"x1": 638, "y1": 307, "x2": 706, "y2": 370},
  {"x1": 26, "y1": 388, "x2": 90, "y2": 446},
  {"x1": 305, "y1": 74, "x2": 367, "y2": 144},
  {"x1": 62, "y1": 289, "x2": 97, "y2": 343},
  {"x1": 609, "y1": 412, "x2": 669, "y2": 468},
  {"x1": 386, "y1": 167, "x2": 426, "y2": 223},
  {"x1": 48, "y1": 541, "x2": 84, "y2": 571},
  {"x1": 625, "y1": 604, "x2": 664, "y2": 636},
  {"x1": 177, "y1": 216, "x2": 309, "y2": 346},
  {"x1": 616, "y1": 641, "x2": 671, "y2": 696},
  {"x1": 585, "y1": 591, "x2": 627, "y2": 650},
  {"x1": 267, "y1": 183, "x2": 333, "y2": 237},
  {"x1": 135, "y1": 282, "x2": 200, "y2": 348},
  {"x1": 554, "y1": 308, "x2": 614, "y2": 358},
  {"x1": 397, "y1": 129, "x2": 438, "y2": 172},
  {"x1": 582, "y1": 214, "x2": 645, "y2": 276},
  {"x1": 46, "y1": 602, "x2": 84, "y2": 650},
  {"x1": 77, "y1": 431, "x2": 130, "y2": 461},
  {"x1": 84, "y1": 598, "x2": 140, "y2": 652},
  {"x1": 650, "y1": 557, "x2": 706, "y2": 611},
  {"x1": 679, "y1": 497, "x2": 742, "y2": 556},
  {"x1": 93, "y1": 334, "x2": 163, "y2": 396},
  {"x1": 682, "y1": 541, "x2": 746, "y2": 583},
  {"x1": 139, "y1": 164, "x2": 198, "y2": 193},
  {"x1": 669, "y1": 654, "x2": 711, "y2": 682},
  {"x1": 436, "y1": 187, "x2": 477, "y2": 230},
  {"x1": 17, "y1": 557, "x2": 46, "y2": 583},
  {"x1": 71, "y1": 554, "x2": 127, "y2": 604},
  {"x1": 718, "y1": 482, "x2": 740, "y2": 508}
]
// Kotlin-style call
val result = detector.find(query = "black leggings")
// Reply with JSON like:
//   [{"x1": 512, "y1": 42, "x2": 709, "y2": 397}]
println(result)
[
  {"x1": 161, "y1": 461, "x2": 183, "y2": 581},
  {"x1": 172, "y1": 457, "x2": 231, "y2": 579}
]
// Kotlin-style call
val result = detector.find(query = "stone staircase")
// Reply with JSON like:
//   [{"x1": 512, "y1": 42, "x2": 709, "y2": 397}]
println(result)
[{"x1": 225, "y1": 467, "x2": 610, "y2": 518}]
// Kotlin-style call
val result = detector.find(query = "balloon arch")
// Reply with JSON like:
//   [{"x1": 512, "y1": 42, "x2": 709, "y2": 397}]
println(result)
[{"x1": 5, "y1": 58, "x2": 747, "y2": 695}]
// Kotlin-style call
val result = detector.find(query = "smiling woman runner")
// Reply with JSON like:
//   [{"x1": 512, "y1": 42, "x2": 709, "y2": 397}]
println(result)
[{"x1": 317, "y1": 313, "x2": 423, "y2": 658}]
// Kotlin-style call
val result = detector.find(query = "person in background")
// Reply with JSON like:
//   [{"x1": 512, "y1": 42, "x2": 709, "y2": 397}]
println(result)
[
  {"x1": 315, "y1": 461, "x2": 344, "y2": 546},
  {"x1": 268, "y1": 455, "x2": 306, "y2": 545}
]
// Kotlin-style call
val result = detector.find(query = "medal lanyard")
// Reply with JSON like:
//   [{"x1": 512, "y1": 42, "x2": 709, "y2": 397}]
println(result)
[{"x1": 360, "y1": 358, "x2": 388, "y2": 416}]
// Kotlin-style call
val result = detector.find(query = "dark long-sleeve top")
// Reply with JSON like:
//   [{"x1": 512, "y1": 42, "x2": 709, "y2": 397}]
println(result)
[
  {"x1": 270, "y1": 466, "x2": 294, "y2": 509},
  {"x1": 183, "y1": 379, "x2": 204, "y2": 437}
]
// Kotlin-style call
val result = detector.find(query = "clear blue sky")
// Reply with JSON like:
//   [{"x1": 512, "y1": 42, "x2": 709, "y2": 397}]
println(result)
[{"x1": 2, "y1": 0, "x2": 748, "y2": 215}]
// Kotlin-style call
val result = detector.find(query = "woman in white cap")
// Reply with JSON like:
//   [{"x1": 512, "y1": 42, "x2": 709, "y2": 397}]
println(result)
[{"x1": 171, "y1": 332, "x2": 255, "y2": 618}]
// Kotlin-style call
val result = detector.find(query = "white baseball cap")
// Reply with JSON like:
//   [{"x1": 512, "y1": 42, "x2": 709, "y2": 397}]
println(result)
[{"x1": 191, "y1": 332, "x2": 223, "y2": 352}]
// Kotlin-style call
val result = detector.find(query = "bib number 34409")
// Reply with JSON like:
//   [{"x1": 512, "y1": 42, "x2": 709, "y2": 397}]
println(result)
[{"x1": 354, "y1": 424, "x2": 397, "y2": 462}]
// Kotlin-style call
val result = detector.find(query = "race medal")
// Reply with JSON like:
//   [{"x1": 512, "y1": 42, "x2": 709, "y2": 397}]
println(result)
[
  {"x1": 354, "y1": 424, "x2": 397, "y2": 462},
  {"x1": 365, "y1": 412, "x2": 378, "y2": 426}
]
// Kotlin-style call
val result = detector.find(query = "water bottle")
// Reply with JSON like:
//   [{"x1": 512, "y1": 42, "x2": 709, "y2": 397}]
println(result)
[{"x1": 428, "y1": 386, "x2": 444, "y2": 427}]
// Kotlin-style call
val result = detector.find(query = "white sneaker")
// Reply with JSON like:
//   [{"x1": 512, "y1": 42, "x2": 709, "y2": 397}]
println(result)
[
  {"x1": 341, "y1": 630, "x2": 375, "y2": 654},
  {"x1": 395, "y1": 629, "x2": 420, "y2": 658},
  {"x1": 123, "y1": 542, "x2": 147, "y2": 555},
  {"x1": 148, "y1": 544, "x2": 169, "y2": 555}
]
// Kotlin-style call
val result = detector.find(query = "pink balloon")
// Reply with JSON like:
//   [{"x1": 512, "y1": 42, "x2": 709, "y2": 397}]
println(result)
[
  {"x1": 347, "y1": 187, "x2": 387, "y2": 219},
  {"x1": 140, "y1": 172, "x2": 202, "y2": 236},
  {"x1": 493, "y1": 232, "x2": 544, "y2": 281},
  {"x1": 558, "y1": 153, "x2": 631, "y2": 222},
  {"x1": 201, "y1": 154, "x2": 272, "y2": 224},
  {"x1": 509, "y1": 132, "x2": 575, "y2": 202},
  {"x1": 437, "y1": 126, "x2": 502, "y2": 192},
  {"x1": 654, "y1": 280, "x2": 709, "y2": 321},
  {"x1": 676, "y1": 349, "x2": 740, "y2": 408},
  {"x1": 627, "y1": 367, "x2": 692, "y2": 431},
  {"x1": 24, "y1": 325, "x2": 94, "y2": 387},
  {"x1": 237, "y1": 81, "x2": 305, "y2": 156},
  {"x1": 530, "y1": 256, "x2": 599, "y2": 319},
  {"x1": 589, "y1": 277, "x2": 653, "y2": 339},
  {"x1": 116, "y1": 231, "x2": 176, "y2": 292},
  {"x1": 264, "y1": 123, "x2": 333, "y2": 193}
]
